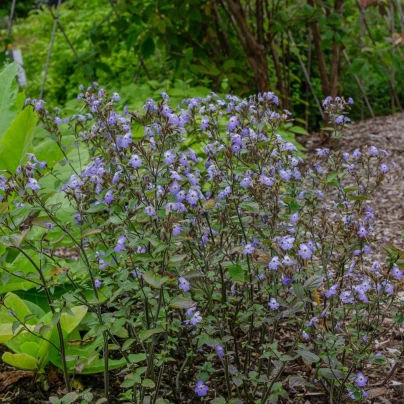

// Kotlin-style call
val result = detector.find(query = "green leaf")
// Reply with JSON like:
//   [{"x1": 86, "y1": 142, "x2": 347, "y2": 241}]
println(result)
[
  {"x1": 228, "y1": 265, "x2": 246, "y2": 284},
  {"x1": 79, "y1": 228, "x2": 103, "y2": 239},
  {"x1": 239, "y1": 201, "x2": 260, "y2": 213},
  {"x1": 142, "y1": 272, "x2": 168, "y2": 289},
  {"x1": 128, "y1": 353, "x2": 147, "y2": 363},
  {"x1": 304, "y1": 275, "x2": 323, "y2": 292},
  {"x1": 289, "y1": 126, "x2": 308, "y2": 135},
  {"x1": 297, "y1": 349, "x2": 319, "y2": 363},
  {"x1": 139, "y1": 327, "x2": 164, "y2": 342},
  {"x1": 141, "y1": 378, "x2": 155, "y2": 388},
  {"x1": 2, "y1": 352, "x2": 38, "y2": 370},
  {"x1": 318, "y1": 368, "x2": 345, "y2": 380},
  {"x1": 169, "y1": 297, "x2": 195, "y2": 309},
  {"x1": 0, "y1": 62, "x2": 19, "y2": 139},
  {"x1": 60, "y1": 306, "x2": 88, "y2": 333},
  {"x1": 61, "y1": 392, "x2": 79, "y2": 403},
  {"x1": 0, "y1": 106, "x2": 38, "y2": 172}
]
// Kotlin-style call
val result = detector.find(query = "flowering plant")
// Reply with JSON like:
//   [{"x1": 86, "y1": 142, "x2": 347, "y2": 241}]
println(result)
[{"x1": 0, "y1": 87, "x2": 402, "y2": 403}]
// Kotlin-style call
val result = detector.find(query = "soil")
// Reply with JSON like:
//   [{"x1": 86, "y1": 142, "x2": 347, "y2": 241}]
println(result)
[{"x1": 0, "y1": 114, "x2": 403, "y2": 403}]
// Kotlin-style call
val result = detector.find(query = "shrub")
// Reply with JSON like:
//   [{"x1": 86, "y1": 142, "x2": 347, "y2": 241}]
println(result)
[{"x1": 0, "y1": 87, "x2": 402, "y2": 403}]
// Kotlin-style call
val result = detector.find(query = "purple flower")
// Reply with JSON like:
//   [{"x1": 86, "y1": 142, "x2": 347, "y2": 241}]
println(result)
[
  {"x1": 279, "y1": 236, "x2": 295, "y2": 251},
  {"x1": 215, "y1": 345, "x2": 224, "y2": 358},
  {"x1": 144, "y1": 206, "x2": 156, "y2": 216},
  {"x1": 298, "y1": 244, "x2": 312, "y2": 260},
  {"x1": 290, "y1": 213, "x2": 299, "y2": 223},
  {"x1": 45, "y1": 222, "x2": 54, "y2": 230},
  {"x1": 227, "y1": 115, "x2": 239, "y2": 131},
  {"x1": 348, "y1": 97, "x2": 354, "y2": 105},
  {"x1": 164, "y1": 150, "x2": 175, "y2": 165},
  {"x1": 340, "y1": 290, "x2": 354, "y2": 304},
  {"x1": 26, "y1": 178, "x2": 41, "y2": 191},
  {"x1": 200, "y1": 117, "x2": 209, "y2": 130},
  {"x1": 282, "y1": 275, "x2": 292, "y2": 286},
  {"x1": 240, "y1": 177, "x2": 252, "y2": 187},
  {"x1": 194, "y1": 380, "x2": 209, "y2": 397},
  {"x1": 369, "y1": 146, "x2": 379, "y2": 156},
  {"x1": 268, "y1": 298, "x2": 280, "y2": 310},
  {"x1": 129, "y1": 154, "x2": 142, "y2": 169},
  {"x1": 392, "y1": 265, "x2": 403, "y2": 279},
  {"x1": 104, "y1": 190, "x2": 114, "y2": 205},
  {"x1": 302, "y1": 331, "x2": 310, "y2": 340},
  {"x1": 94, "y1": 279, "x2": 102, "y2": 289},
  {"x1": 269, "y1": 256, "x2": 280, "y2": 270},
  {"x1": 243, "y1": 244, "x2": 255, "y2": 255},
  {"x1": 178, "y1": 277, "x2": 190, "y2": 292},
  {"x1": 186, "y1": 189, "x2": 199, "y2": 205},
  {"x1": 172, "y1": 224, "x2": 182, "y2": 236},
  {"x1": 380, "y1": 163, "x2": 389, "y2": 173},
  {"x1": 325, "y1": 284, "x2": 338, "y2": 298},
  {"x1": 355, "y1": 372, "x2": 368, "y2": 387},
  {"x1": 112, "y1": 92, "x2": 120, "y2": 102},
  {"x1": 282, "y1": 255, "x2": 295, "y2": 266},
  {"x1": 114, "y1": 236, "x2": 126, "y2": 252},
  {"x1": 190, "y1": 311, "x2": 202, "y2": 326},
  {"x1": 357, "y1": 226, "x2": 368, "y2": 238}
]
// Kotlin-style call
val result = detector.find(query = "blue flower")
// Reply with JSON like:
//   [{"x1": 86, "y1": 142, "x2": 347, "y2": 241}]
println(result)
[
  {"x1": 26, "y1": 178, "x2": 41, "y2": 191},
  {"x1": 268, "y1": 298, "x2": 280, "y2": 310},
  {"x1": 129, "y1": 154, "x2": 142, "y2": 169},
  {"x1": 215, "y1": 345, "x2": 224, "y2": 358},
  {"x1": 104, "y1": 190, "x2": 114, "y2": 205},
  {"x1": 355, "y1": 372, "x2": 368, "y2": 387},
  {"x1": 178, "y1": 277, "x2": 190, "y2": 292},
  {"x1": 144, "y1": 206, "x2": 156, "y2": 216},
  {"x1": 114, "y1": 236, "x2": 126, "y2": 252},
  {"x1": 194, "y1": 380, "x2": 209, "y2": 397},
  {"x1": 94, "y1": 279, "x2": 102, "y2": 289},
  {"x1": 298, "y1": 244, "x2": 312, "y2": 260}
]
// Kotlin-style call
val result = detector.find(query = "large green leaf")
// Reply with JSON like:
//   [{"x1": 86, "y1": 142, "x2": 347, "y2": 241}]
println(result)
[
  {"x1": 2, "y1": 352, "x2": 38, "y2": 370},
  {"x1": 0, "y1": 62, "x2": 19, "y2": 139},
  {"x1": 0, "y1": 106, "x2": 38, "y2": 172}
]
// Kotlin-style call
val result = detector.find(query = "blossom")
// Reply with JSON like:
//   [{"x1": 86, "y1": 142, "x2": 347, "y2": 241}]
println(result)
[
  {"x1": 268, "y1": 298, "x2": 280, "y2": 310},
  {"x1": 240, "y1": 177, "x2": 252, "y2": 187},
  {"x1": 215, "y1": 345, "x2": 224, "y2": 358},
  {"x1": 144, "y1": 206, "x2": 156, "y2": 216},
  {"x1": 94, "y1": 279, "x2": 102, "y2": 289},
  {"x1": 194, "y1": 380, "x2": 209, "y2": 397},
  {"x1": 355, "y1": 372, "x2": 368, "y2": 387},
  {"x1": 227, "y1": 115, "x2": 239, "y2": 131},
  {"x1": 369, "y1": 146, "x2": 379, "y2": 156},
  {"x1": 200, "y1": 117, "x2": 209, "y2": 130},
  {"x1": 104, "y1": 190, "x2": 114, "y2": 205},
  {"x1": 172, "y1": 225, "x2": 182, "y2": 236},
  {"x1": 302, "y1": 331, "x2": 310, "y2": 340},
  {"x1": 290, "y1": 213, "x2": 299, "y2": 223},
  {"x1": 380, "y1": 163, "x2": 389, "y2": 173},
  {"x1": 114, "y1": 236, "x2": 126, "y2": 252},
  {"x1": 129, "y1": 154, "x2": 142, "y2": 169},
  {"x1": 392, "y1": 265, "x2": 403, "y2": 279},
  {"x1": 325, "y1": 284, "x2": 338, "y2": 298},
  {"x1": 190, "y1": 311, "x2": 202, "y2": 326},
  {"x1": 178, "y1": 277, "x2": 190, "y2": 292},
  {"x1": 269, "y1": 256, "x2": 280, "y2": 270},
  {"x1": 357, "y1": 225, "x2": 368, "y2": 238},
  {"x1": 243, "y1": 244, "x2": 255, "y2": 255},
  {"x1": 298, "y1": 244, "x2": 312, "y2": 260},
  {"x1": 26, "y1": 178, "x2": 41, "y2": 191},
  {"x1": 279, "y1": 236, "x2": 295, "y2": 251}
]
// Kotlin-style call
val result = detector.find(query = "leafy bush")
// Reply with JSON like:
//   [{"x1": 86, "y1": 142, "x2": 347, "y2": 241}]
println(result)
[{"x1": 0, "y1": 77, "x2": 402, "y2": 403}]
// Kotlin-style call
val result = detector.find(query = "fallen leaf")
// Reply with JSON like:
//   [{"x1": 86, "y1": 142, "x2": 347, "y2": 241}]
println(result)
[{"x1": 0, "y1": 370, "x2": 34, "y2": 390}]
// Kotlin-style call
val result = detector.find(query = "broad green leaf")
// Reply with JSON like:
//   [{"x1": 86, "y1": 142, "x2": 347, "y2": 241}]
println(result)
[
  {"x1": 0, "y1": 106, "x2": 37, "y2": 172},
  {"x1": 2, "y1": 292, "x2": 33, "y2": 323},
  {"x1": 20, "y1": 341, "x2": 40, "y2": 357},
  {"x1": 318, "y1": 368, "x2": 345, "y2": 380},
  {"x1": 169, "y1": 297, "x2": 195, "y2": 309},
  {"x1": 60, "y1": 306, "x2": 88, "y2": 333},
  {"x1": 2, "y1": 352, "x2": 38, "y2": 370},
  {"x1": 128, "y1": 353, "x2": 147, "y2": 363},
  {"x1": 33, "y1": 139, "x2": 64, "y2": 169},
  {"x1": 142, "y1": 378, "x2": 155, "y2": 388},
  {"x1": 228, "y1": 265, "x2": 246, "y2": 284},
  {"x1": 297, "y1": 349, "x2": 319, "y2": 363},
  {"x1": 304, "y1": 275, "x2": 323, "y2": 292},
  {"x1": 142, "y1": 272, "x2": 168, "y2": 289},
  {"x1": 139, "y1": 327, "x2": 164, "y2": 342},
  {"x1": 0, "y1": 62, "x2": 19, "y2": 139}
]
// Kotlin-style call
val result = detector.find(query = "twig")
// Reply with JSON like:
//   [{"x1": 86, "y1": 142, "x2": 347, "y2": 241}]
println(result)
[
  {"x1": 40, "y1": 0, "x2": 63, "y2": 100},
  {"x1": 6, "y1": 0, "x2": 17, "y2": 38},
  {"x1": 288, "y1": 30, "x2": 324, "y2": 119},
  {"x1": 343, "y1": 50, "x2": 375, "y2": 118}
]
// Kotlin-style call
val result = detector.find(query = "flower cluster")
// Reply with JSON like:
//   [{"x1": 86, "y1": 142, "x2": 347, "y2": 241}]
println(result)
[{"x1": 1, "y1": 89, "x2": 401, "y2": 402}]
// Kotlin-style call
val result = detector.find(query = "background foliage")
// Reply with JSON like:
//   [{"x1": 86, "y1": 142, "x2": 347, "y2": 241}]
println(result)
[{"x1": 1, "y1": 0, "x2": 404, "y2": 129}]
